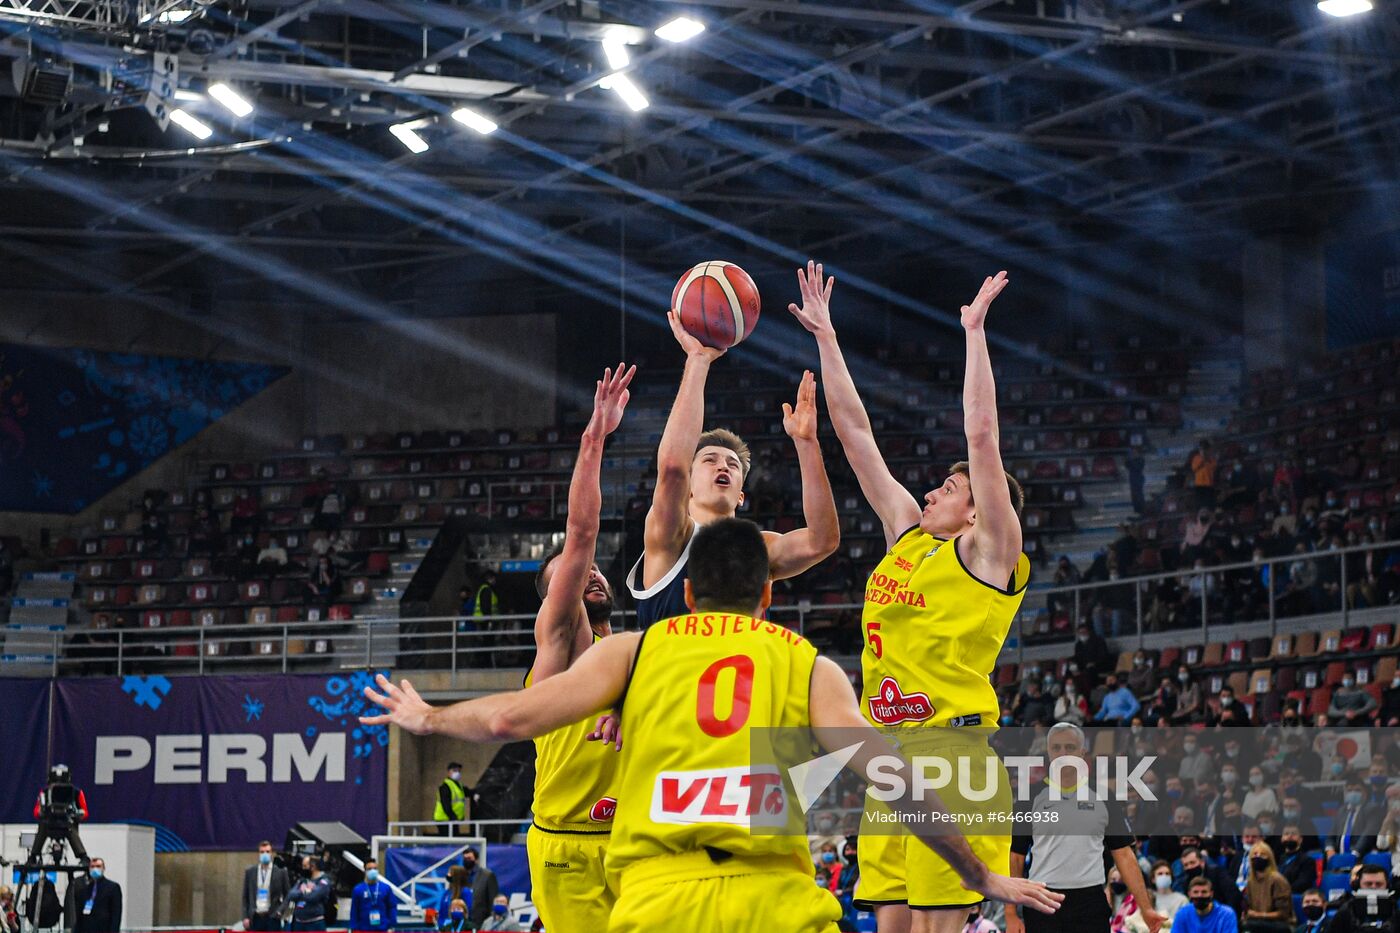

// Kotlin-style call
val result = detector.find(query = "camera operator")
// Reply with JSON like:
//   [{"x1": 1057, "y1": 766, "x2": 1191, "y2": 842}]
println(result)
[
  {"x1": 287, "y1": 856, "x2": 334, "y2": 931},
  {"x1": 1328, "y1": 865, "x2": 1398, "y2": 933},
  {"x1": 28, "y1": 765, "x2": 89, "y2": 868},
  {"x1": 242, "y1": 841, "x2": 290, "y2": 932}
]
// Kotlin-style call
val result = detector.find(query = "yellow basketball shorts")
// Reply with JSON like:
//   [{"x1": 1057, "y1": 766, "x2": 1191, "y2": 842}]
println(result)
[
  {"x1": 609, "y1": 851, "x2": 841, "y2": 933},
  {"x1": 854, "y1": 730, "x2": 1012, "y2": 910},
  {"x1": 527, "y1": 826, "x2": 615, "y2": 933}
]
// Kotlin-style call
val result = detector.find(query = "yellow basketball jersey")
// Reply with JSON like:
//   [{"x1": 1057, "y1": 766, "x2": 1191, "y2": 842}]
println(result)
[
  {"x1": 860, "y1": 529, "x2": 1029, "y2": 730},
  {"x1": 607, "y1": 613, "x2": 818, "y2": 882},
  {"x1": 526, "y1": 645, "x2": 620, "y2": 831}
]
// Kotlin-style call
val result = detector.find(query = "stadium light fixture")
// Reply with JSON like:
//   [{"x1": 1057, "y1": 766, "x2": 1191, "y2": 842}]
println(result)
[
  {"x1": 173, "y1": 89, "x2": 203, "y2": 102},
  {"x1": 208, "y1": 83, "x2": 253, "y2": 117},
  {"x1": 1317, "y1": 0, "x2": 1372, "y2": 15},
  {"x1": 451, "y1": 107, "x2": 498, "y2": 135},
  {"x1": 602, "y1": 32, "x2": 630, "y2": 69},
  {"x1": 159, "y1": 8, "x2": 193, "y2": 22},
  {"x1": 654, "y1": 16, "x2": 704, "y2": 43},
  {"x1": 389, "y1": 122, "x2": 430, "y2": 153},
  {"x1": 599, "y1": 73, "x2": 648, "y2": 111},
  {"x1": 169, "y1": 109, "x2": 212, "y2": 139}
]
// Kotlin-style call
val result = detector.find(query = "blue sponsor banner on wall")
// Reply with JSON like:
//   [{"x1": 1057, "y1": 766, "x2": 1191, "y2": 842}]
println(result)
[
  {"x1": 50, "y1": 672, "x2": 389, "y2": 850},
  {"x1": 0, "y1": 344, "x2": 286, "y2": 513},
  {"x1": 0, "y1": 679, "x2": 50, "y2": 823},
  {"x1": 1326, "y1": 230, "x2": 1400, "y2": 349}
]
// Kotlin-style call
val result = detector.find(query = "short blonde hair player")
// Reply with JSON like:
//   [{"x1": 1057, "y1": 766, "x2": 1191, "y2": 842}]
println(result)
[{"x1": 789, "y1": 262, "x2": 1028, "y2": 933}]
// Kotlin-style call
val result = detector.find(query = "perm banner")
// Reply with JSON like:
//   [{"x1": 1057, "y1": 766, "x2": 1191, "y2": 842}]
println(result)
[
  {"x1": 0, "y1": 679, "x2": 50, "y2": 822},
  {"x1": 51, "y1": 672, "x2": 388, "y2": 850}
]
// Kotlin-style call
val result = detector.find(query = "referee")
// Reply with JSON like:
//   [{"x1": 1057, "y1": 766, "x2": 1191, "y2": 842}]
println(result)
[{"x1": 1006, "y1": 723, "x2": 1164, "y2": 933}]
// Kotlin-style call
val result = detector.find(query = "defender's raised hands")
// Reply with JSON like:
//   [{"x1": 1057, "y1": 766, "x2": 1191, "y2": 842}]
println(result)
[
  {"x1": 787, "y1": 260, "x2": 836, "y2": 335},
  {"x1": 583, "y1": 363, "x2": 636, "y2": 441},
  {"x1": 782, "y1": 370, "x2": 820, "y2": 443},
  {"x1": 960, "y1": 271, "x2": 1009, "y2": 331}
]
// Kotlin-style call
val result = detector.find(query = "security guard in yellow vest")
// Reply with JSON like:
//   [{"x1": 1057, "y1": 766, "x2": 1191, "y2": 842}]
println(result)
[{"x1": 433, "y1": 762, "x2": 473, "y2": 837}]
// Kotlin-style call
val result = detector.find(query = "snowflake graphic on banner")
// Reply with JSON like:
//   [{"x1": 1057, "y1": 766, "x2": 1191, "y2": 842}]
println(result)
[
  {"x1": 308, "y1": 670, "x2": 390, "y2": 760},
  {"x1": 242, "y1": 694, "x2": 265, "y2": 722}
]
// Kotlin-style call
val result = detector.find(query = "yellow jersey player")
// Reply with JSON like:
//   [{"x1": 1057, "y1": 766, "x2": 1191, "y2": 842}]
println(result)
[
  {"x1": 789, "y1": 263, "x2": 1029, "y2": 933},
  {"x1": 523, "y1": 363, "x2": 633, "y2": 933},
  {"x1": 626, "y1": 309, "x2": 840, "y2": 628},
  {"x1": 362, "y1": 520, "x2": 1062, "y2": 933}
]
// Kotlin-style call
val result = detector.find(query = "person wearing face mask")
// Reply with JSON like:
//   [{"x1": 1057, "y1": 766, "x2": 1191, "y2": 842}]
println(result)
[
  {"x1": 1295, "y1": 889, "x2": 1329, "y2": 933},
  {"x1": 479, "y1": 895, "x2": 524, "y2": 932},
  {"x1": 1211, "y1": 688, "x2": 1253, "y2": 727},
  {"x1": 439, "y1": 898, "x2": 469, "y2": 932},
  {"x1": 1073, "y1": 624, "x2": 1113, "y2": 676},
  {"x1": 1171, "y1": 876, "x2": 1236, "y2": 933},
  {"x1": 1329, "y1": 676, "x2": 1379, "y2": 727},
  {"x1": 458, "y1": 848, "x2": 498, "y2": 929},
  {"x1": 1277, "y1": 827, "x2": 1318, "y2": 894},
  {"x1": 1241, "y1": 843, "x2": 1293, "y2": 933},
  {"x1": 1055, "y1": 679, "x2": 1089, "y2": 725},
  {"x1": 1128, "y1": 653, "x2": 1156, "y2": 698},
  {"x1": 350, "y1": 859, "x2": 396, "y2": 932},
  {"x1": 1243, "y1": 769, "x2": 1281, "y2": 821},
  {"x1": 243, "y1": 840, "x2": 291, "y2": 931},
  {"x1": 1178, "y1": 734, "x2": 1217, "y2": 787},
  {"x1": 815, "y1": 842, "x2": 842, "y2": 895},
  {"x1": 1327, "y1": 779, "x2": 1387, "y2": 859},
  {"x1": 288, "y1": 857, "x2": 333, "y2": 932},
  {"x1": 961, "y1": 902, "x2": 999, "y2": 933},
  {"x1": 1095, "y1": 674, "x2": 1143, "y2": 726},
  {"x1": 1173, "y1": 848, "x2": 1234, "y2": 908},
  {"x1": 1172, "y1": 671, "x2": 1203, "y2": 725},
  {"x1": 433, "y1": 762, "x2": 476, "y2": 838},
  {"x1": 1150, "y1": 861, "x2": 1188, "y2": 925},
  {"x1": 63, "y1": 857, "x2": 121, "y2": 933}
]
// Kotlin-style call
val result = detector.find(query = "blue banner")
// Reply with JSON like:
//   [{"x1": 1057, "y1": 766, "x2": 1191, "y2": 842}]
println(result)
[
  {"x1": 0, "y1": 344, "x2": 285, "y2": 513},
  {"x1": 1326, "y1": 230, "x2": 1400, "y2": 349},
  {"x1": 383, "y1": 843, "x2": 532, "y2": 909},
  {"x1": 51, "y1": 672, "x2": 388, "y2": 850},
  {"x1": 0, "y1": 679, "x2": 50, "y2": 822}
]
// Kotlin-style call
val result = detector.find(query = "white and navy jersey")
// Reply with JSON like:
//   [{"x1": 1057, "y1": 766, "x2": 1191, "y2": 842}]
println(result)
[
  {"x1": 1011, "y1": 780, "x2": 1135, "y2": 890},
  {"x1": 624, "y1": 521, "x2": 698, "y2": 630}
]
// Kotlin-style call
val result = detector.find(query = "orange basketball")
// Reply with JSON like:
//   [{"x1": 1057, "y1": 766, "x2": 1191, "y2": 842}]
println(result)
[{"x1": 671, "y1": 260, "x2": 760, "y2": 349}]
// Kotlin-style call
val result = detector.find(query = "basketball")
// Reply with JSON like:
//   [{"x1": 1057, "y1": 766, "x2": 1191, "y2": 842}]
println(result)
[{"x1": 671, "y1": 260, "x2": 761, "y2": 349}]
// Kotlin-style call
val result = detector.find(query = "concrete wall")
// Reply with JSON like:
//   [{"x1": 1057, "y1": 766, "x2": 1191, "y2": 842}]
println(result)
[{"x1": 0, "y1": 298, "x2": 557, "y2": 548}]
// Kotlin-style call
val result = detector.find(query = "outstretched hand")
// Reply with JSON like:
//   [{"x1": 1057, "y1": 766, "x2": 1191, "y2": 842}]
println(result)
[
  {"x1": 782, "y1": 370, "x2": 819, "y2": 442},
  {"x1": 972, "y1": 873, "x2": 1064, "y2": 915},
  {"x1": 786, "y1": 260, "x2": 836, "y2": 335},
  {"x1": 667, "y1": 310, "x2": 727, "y2": 363},
  {"x1": 360, "y1": 673, "x2": 435, "y2": 735},
  {"x1": 583, "y1": 363, "x2": 636, "y2": 440},
  {"x1": 960, "y1": 270, "x2": 1009, "y2": 331},
  {"x1": 586, "y1": 711, "x2": 623, "y2": 751}
]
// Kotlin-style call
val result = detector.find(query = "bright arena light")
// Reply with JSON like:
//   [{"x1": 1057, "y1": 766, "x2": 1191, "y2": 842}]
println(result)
[
  {"x1": 207, "y1": 83, "x2": 254, "y2": 117},
  {"x1": 654, "y1": 15, "x2": 705, "y2": 43},
  {"x1": 389, "y1": 122, "x2": 430, "y2": 153},
  {"x1": 600, "y1": 73, "x2": 649, "y2": 111},
  {"x1": 173, "y1": 89, "x2": 203, "y2": 102},
  {"x1": 602, "y1": 33, "x2": 631, "y2": 69},
  {"x1": 451, "y1": 107, "x2": 498, "y2": 135},
  {"x1": 1317, "y1": 0, "x2": 1373, "y2": 16},
  {"x1": 169, "y1": 109, "x2": 212, "y2": 139}
]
